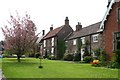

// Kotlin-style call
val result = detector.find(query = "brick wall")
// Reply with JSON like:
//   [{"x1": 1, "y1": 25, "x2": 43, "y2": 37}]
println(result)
[{"x1": 104, "y1": 2, "x2": 120, "y2": 59}]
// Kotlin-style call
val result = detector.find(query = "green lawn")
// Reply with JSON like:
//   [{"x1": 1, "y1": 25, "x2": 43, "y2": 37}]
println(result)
[
  {"x1": 0, "y1": 58, "x2": 2, "y2": 69},
  {"x1": 2, "y1": 58, "x2": 118, "y2": 78}
]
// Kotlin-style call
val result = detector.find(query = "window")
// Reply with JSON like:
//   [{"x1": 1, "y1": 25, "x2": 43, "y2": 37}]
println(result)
[
  {"x1": 73, "y1": 39, "x2": 77, "y2": 45},
  {"x1": 65, "y1": 41, "x2": 68, "y2": 47},
  {"x1": 118, "y1": 8, "x2": 120, "y2": 22},
  {"x1": 51, "y1": 48, "x2": 54, "y2": 54},
  {"x1": 92, "y1": 34, "x2": 99, "y2": 42},
  {"x1": 44, "y1": 40, "x2": 46, "y2": 47},
  {"x1": 81, "y1": 37, "x2": 85, "y2": 44},
  {"x1": 51, "y1": 38, "x2": 54, "y2": 46},
  {"x1": 114, "y1": 32, "x2": 120, "y2": 50}
]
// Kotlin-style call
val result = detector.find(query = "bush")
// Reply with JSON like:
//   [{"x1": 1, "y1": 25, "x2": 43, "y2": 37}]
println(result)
[
  {"x1": 98, "y1": 49, "x2": 108, "y2": 66},
  {"x1": 113, "y1": 50, "x2": 120, "y2": 63},
  {"x1": 73, "y1": 53, "x2": 81, "y2": 61},
  {"x1": 107, "y1": 62, "x2": 120, "y2": 69},
  {"x1": 28, "y1": 53, "x2": 35, "y2": 57},
  {"x1": 2, "y1": 53, "x2": 9, "y2": 58},
  {"x1": 35, "y1": 53, "x2": 40, "y2": 58},
  {"x1": 48, "y1": 55, "x2": 56, "y2": 60},
  {"x1": 63, "y1": 53, "x2": 73, "y2": 61},
  {"x1": 108, "y1": 50, "x2": 120, "y2": 69},
  {"x1": 83, "y1": 56, "x2": 93, "y2": 63}
]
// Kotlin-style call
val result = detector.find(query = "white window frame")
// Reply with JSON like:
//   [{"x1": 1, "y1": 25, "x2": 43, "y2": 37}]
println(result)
[
  {"x1": 81, "y1": 37, "x2": 85, "y2": 44},
  {"x1": 92, "y1": 34, "x2": 99, "y2": 43},
  {"x1": 51, "y1": 38, "x2": 54, "y2": 46},
  {"x1": 44, "y1": 40, "x2": 46, "y2": 47},
  {"x1": 51, "y1": 47, "x2": 54, "y2": 54},
  {"x1": 73, "y1": 39, "x2": 77, "y2": 45}
]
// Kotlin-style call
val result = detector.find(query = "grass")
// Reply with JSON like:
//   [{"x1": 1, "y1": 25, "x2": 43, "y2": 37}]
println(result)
[
  {"x1": 2, "y1": 58, "x2": 118, "y2": 78},
  {"x1": 0, "y1": 58, "x2": 2, "y2": 69}
]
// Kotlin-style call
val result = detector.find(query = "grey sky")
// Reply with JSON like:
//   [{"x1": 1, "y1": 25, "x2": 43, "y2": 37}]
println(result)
[{"x1": 0, "y1": 0, "x2": 108, "y2": 40}]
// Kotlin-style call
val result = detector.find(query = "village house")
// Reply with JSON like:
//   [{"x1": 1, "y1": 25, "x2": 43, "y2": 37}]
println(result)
[
  {"x1": 65, "y1": 22, "x2": 102, "y2": 60},
  {"x1": 36, "y1": 30, "x2": 45, "y2": 55},
  {"x1": 41, "y1": 17, "x2": 73, "y2": 59},
  {"x1": 98, "y1": 0, "x2": 120, "y2": 60},
  {"x1": 37, "y1": 0, "x2": 120, "y2": 60}
]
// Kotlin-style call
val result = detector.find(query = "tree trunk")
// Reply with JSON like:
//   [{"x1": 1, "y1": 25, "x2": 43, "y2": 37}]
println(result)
[{"x1": 17, "y1": 54, "x2": 21, "y2": 62}]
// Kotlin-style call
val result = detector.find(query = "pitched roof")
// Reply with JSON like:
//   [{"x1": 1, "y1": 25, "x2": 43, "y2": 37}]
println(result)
[
  {"x1": 68, "y1": 22, "x2": 101, "y2": 40},
  {"x1": 36, "y1": 35, "x2": 45, "y2": 43},
  {"x1": 43, "y1": 25, "x2": 64, "y2": 39}
]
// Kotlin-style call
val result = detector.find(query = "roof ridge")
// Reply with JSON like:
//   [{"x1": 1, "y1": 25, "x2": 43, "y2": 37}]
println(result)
[{"x1": 43, "y1": 25, "x2": 64, "y2": 39}]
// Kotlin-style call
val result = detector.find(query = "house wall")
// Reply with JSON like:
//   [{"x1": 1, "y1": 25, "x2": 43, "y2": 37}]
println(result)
[
  {"x1": 42, "y1": 25, "x2": 73, "y2": 59},
  {"x1": 91, "y1": 33, "x2": 103, "y2": 51},
  {"x1": 57, "y1": 25, "x2": 73, "y2": 59},
  {"x1": 104, "y1": 2, "x2": 120, "y2": 60},
  {"x1": 57, "y1": 25, "x2": 73, "y2": 40},
  {"x1": 66, "y1": 33, "x2": 102, "y2": 54},
  {"x1": 42, "y1": 37, "x2": 57, "y2": 57}
]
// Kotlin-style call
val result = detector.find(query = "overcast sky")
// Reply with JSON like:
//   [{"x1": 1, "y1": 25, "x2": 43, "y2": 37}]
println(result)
[{"x1": 0, "y1": 0, "x2": 108, "y2": 40}]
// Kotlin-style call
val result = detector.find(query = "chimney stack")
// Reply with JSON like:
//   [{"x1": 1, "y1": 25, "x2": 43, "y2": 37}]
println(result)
[
  {"x1": 76, "y1": 22, "x2": 82, "y2": 31},
  {"x1": 50, "y1": 24, "x2": 53, "y2": 31},
  {"x1": 42, "y1": 30, "x2": 45, "y2": 36},
  {"x1": 65, "y1": 17, "x2": 69, "y2": 26}
]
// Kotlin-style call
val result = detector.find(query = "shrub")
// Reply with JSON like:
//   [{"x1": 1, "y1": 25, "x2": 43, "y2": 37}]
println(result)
[
  {"x1": 35, "y1": 53, "x2": 40, "y2": 58},
  {"x1": 108, "y1": 50, "x2": 120, "y2": 69},
  {"x1": 48, "y1": 55, "x2": 56, "y2": 60},
  {"x1": 2, "y1": 53, "x2": 9, "y2": 58},
  {"x1": 83, "y1": 56, "x2": 93, "y2": 63},
  {"x1": 107, "y1": 62, "x2": 120, "y2": 69},
  {"x1": 28, "y1": 53, "x2": 35, "y2": 57},
  {"x1": 113, "y1": 50, "x2": 120, "y2": 63},
  {"x1": 63, "y1": 53, "x2": 73, "y2": 61},
  {"x1": 73, "y1": 53, "x2": 81, "y2": 61},
  {"x1": 98, "y1": 49, "x2": 108, "y2": 66},
  {"x1": 93, "y1": 48, "x2": 100, "y2": 59}
]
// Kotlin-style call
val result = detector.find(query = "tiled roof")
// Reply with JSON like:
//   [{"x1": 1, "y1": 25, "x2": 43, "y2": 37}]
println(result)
[
  {"x1": 68, "y1": 22, "x2": 101, "y2": 40},
  {"x1": 43, "y1": 25, "x2": 64, "y2": 39}
]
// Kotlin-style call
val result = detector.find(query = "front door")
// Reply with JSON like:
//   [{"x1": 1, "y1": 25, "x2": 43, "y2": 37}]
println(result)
[{"x1": 81, "y1": 48, "x2": 84, "y2": 61}]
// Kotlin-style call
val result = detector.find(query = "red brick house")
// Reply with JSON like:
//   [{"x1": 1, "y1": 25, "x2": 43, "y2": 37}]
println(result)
[
  {"x1": 42, "y1": 17, "x2": 73, "y2": 59},
  {"x1": 98, "y1": 0, "x2": 120, "y2": 59}
]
